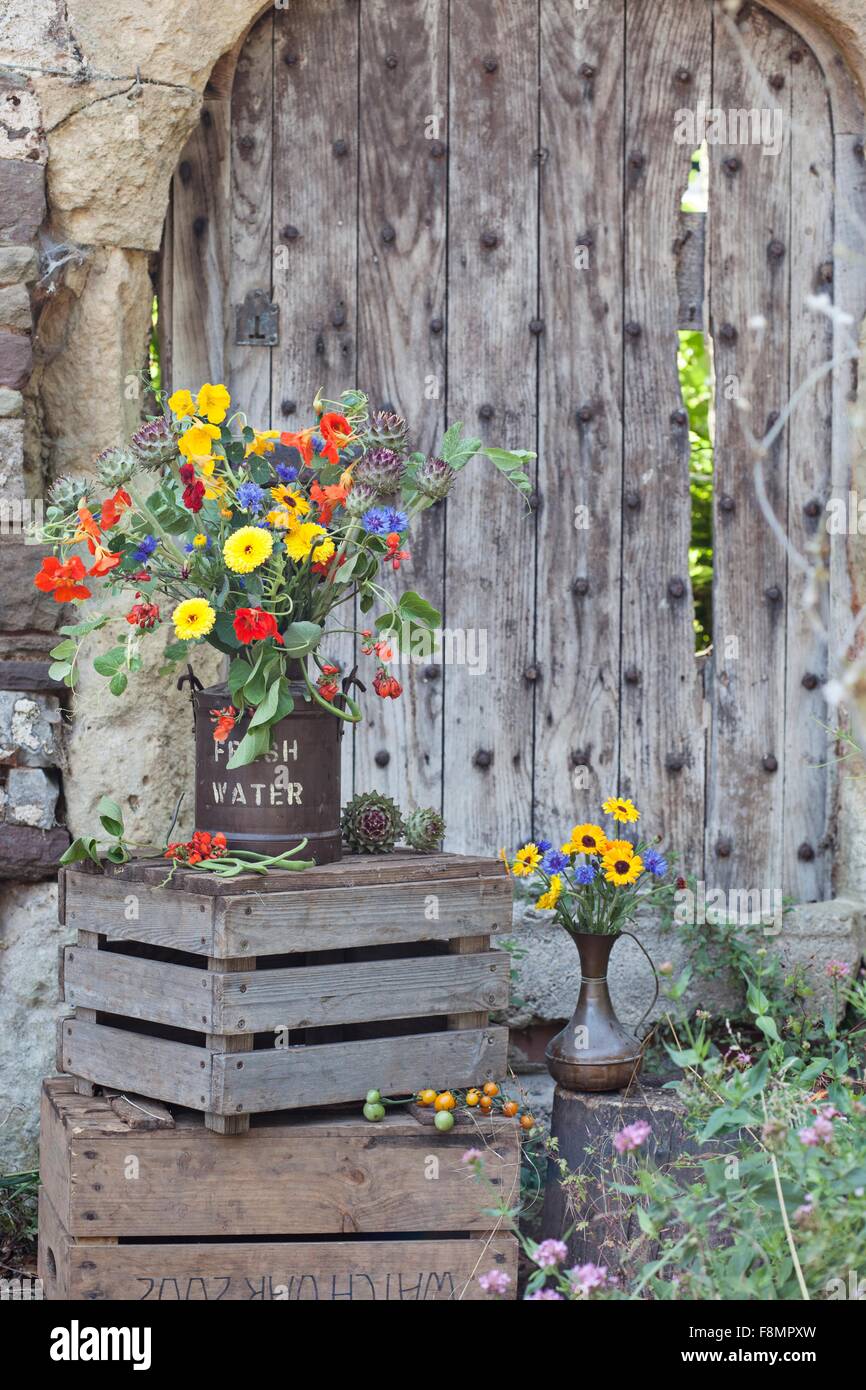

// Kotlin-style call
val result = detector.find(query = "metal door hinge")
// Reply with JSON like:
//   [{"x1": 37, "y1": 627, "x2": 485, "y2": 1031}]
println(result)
[{"x1": 234, "y1": 289, "x2": 279, "y2": 346}]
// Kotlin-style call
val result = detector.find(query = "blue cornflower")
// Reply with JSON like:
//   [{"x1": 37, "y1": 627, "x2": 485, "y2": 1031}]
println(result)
[
  {"x1": 642, "y1": 848, "x2": 668, "y2": 877},
  {"x1": 310, "y1": 433, "x2": 325, "y2": 455},
  {"x1": 542, "y1": 849, "x2": 569, "y2": 874},
  {"x1": 276, "y1": 464, "x2": 298, "y2": 484},
  {"x1": 574, "y1": 864, "x2": 597, "y2": 886},
  {"x1": 236, "y1": 481, "x2": 264, "y2": 513},
  {"x1": 536, "y1": 839, "x2": 552, "y2": 853},
  {"x1": 361, "y1": 507, "x2": 390, "y2": 535},
  {"x1": 382, "y1": 507, "x2": 408, "y2": 533},
  {"x1": 133, "y1": 535, "x2": 158, "y2": 563}
]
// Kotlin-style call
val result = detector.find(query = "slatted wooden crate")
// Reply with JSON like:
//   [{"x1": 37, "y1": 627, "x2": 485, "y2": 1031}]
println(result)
[
  {"x1": 38, "y1": 1078, "x2": 518, "y2": 1301},
  {"x1": 58, "y1": 852, "x2": 512, "y2": 1133}
]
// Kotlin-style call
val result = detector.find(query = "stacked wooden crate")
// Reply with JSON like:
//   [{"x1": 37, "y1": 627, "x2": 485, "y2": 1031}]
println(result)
[
  {"x1": 39, "y1": 1078, "x2": 519, "y2": 1301},
  {"x1": 56, "y1": 851, "x2": 511, "y2": 1132},
  {"x1": 41, "y1": 851, "x2": 519, "y2": 1300}
]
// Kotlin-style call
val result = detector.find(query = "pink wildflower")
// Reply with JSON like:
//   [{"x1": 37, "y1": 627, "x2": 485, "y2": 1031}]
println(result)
[
  {"x1": 526, "y1": 1288, "x2": 564, "y2": 1300},
  {"x1": 534, "y1": 1239, "x2": 569, "y2": 1268},
  {"x1": 569, "y1": 1262, "x2": 608, "y2": 1296},
  {"x1": 826, "y1": 959, "x2": 851, "y2": 980},
  {"x1": 461, "y1": 1148, "x2": 483, "y2": 1165},
  {"x1": 613, "y1": 1119, "x2": 651, "y2": 1154},
  {"x1": 478, "y1": 1269, "x2": 512, "y2": 1296}
]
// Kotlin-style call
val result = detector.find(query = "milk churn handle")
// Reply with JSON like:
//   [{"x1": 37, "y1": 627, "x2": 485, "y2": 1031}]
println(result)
[
  {"x1": 339, "y1": 664, "x2": 366, "y2": 708},
  {"x1": 177, "y1": 664, "x2": 204, "y2": 733},
  {"x1": 620, "y1": 930, "x2": 660, "y2": 1037}
]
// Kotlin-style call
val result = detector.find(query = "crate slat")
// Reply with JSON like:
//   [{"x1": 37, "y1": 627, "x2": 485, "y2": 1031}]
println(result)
[
  {"x1": 59, "y1": 1019, "x2": 211, "y2": 1111},
  {"x1": 63, "y1": 945, "x2": 508, "y2": 1033},
  {"x1": 39, "y1": 1190, "x2": 516, "y2": 1301},
  {"x1": 40, "y1": 1078, "x2": 521, "y2": 1238}
]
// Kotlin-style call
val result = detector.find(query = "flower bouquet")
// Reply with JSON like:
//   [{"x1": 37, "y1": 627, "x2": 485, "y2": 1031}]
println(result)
[
  {"x1": 508, "y1": 796, "x2": 670, "y2": 1092},
  {"x1": 36, "y1": 384, "x2": 532, "y2": 778}
]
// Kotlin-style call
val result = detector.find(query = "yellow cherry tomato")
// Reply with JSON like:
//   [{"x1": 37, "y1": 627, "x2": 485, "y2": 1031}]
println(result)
[
  {"x1": 434, "y1": 1091, "x2": 457, "y2": 1112},
  {"x1": 520, "y1": 1113, "x2": 535, "y2": 1131},
  {"x1": 479, "y1": 1094, "x2": 493, "y2": 1112},
  {"x1": 483, "y1": 1081, "x2": 500, "y2": 1098},
  {"x1": 417, "y1": 1089, "x2": 437, "y2": 1107},
  {"x1": 465, "y1": 1089, "x2": 481, "y2": 1107},
  {"x1": 502, "y1": 1100, "x2": 519, "y2": 1118}
]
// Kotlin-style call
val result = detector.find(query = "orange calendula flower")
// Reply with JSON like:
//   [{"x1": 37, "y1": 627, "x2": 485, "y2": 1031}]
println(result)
[{"x1": 34, "y1": 555, "x2": 91, "y2": 603}]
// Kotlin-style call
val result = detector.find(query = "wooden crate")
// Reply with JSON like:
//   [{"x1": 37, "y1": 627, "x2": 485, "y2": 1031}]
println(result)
[
  {"x1": 38, "y1": 1079, "x2": 519, "y2": 1301},
  {"x1": 58, "y1": 852, "x2": 512, "y2": 1132}
]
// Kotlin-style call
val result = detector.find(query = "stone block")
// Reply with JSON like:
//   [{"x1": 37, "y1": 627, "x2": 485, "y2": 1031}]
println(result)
[
  {"x1": 0, "y1": 79, "x2": 45, "y2": 163},
  {"x1": 0, "y1": 328, "x2": 32, "y2": 389},
  {"x1": 0, "y1": 283, "x2": 31, "y2": 330},
  {"x1": 0, "y1": 537, "x2": 68, "y2": 632},
  {"x1": 0, "y1": 158, "x2": 45, "y2": 242},
  {"x1": 0, "y1": 387, "x2": 23, "y2": 417},
  {"x1": 0, "y1": 823, "x2": 70, "y2": 879},
  {"x1": 0, "y1": 416, "x2": 25, "y2": 493},
  {"x1": 0, "y1": 691, "x2": 62, "y2": 767},
  {"x1": 5, "y1": 765, "x2": 59, "y2": 828},
  {"x1": 0, "y1": 246, "x2": 38, "y2": 285}
]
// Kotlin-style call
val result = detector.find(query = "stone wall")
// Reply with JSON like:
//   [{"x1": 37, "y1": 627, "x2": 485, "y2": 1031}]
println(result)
[{"x1": 1, "y1": 0, "x2": 866, "y2": 1167}]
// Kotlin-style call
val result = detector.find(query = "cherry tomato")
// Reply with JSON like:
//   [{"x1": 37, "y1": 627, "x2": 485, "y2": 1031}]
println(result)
[
  {"x1": 483, "y1": 1081, "x2": 500, "y2": 1097},
  {"x1": 520, "y1": 1113, "x2": 535, "y2": 1131},
  {"x1": 417, "y1": 1088, "x2": 437, "y2": 1107},
  {"x1": 434, "y1": 1091, "x2": 457, "y2": 1112},
  {"x1": 479, "y1": 1094, "x2": 493, "y2": 1112},
  {"x1": 502, "y1": 1100, "x2": 519, "y2": 1118},
  {"x1": 434, "y1": 1110, "x2": 455, "y2": 1132},
  {"x1": 465, "y1": 1089, "x2": 481, "y2": 1107}
]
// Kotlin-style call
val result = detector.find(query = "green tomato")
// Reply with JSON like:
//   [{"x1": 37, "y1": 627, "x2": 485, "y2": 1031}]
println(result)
[
  {"x1": 365, "y1": 1089, "x2": 382, "y2": 1105},
  {"x1": 363, "y1": 1101, "x2": 385, "y2": 1122},
  {"x1": 434, "y1": 1110, "x2": 455, "y2": 1132}
]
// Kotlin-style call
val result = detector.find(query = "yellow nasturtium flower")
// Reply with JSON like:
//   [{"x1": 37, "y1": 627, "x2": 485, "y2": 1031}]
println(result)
[
  {"x1": 178, "y1": 421, "x2": 221, "y2": 461},
  {"x1": 245, "y1": 429, "x2": 280, "y2": 458},
  {"x1": 196, "y1": 383, "x2": 231, "y2": 424},
  {"x1": 167, "y1": 388, "x2": 195, "y2": 420}
]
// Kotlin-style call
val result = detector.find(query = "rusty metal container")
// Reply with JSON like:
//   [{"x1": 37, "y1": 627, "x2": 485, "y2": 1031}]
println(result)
[{"x1": 193, "y1": 678, "x2": 342, "y2": 864}]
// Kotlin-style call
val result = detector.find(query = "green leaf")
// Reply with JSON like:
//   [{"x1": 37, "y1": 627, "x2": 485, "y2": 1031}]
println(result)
[
  {"x1": 104, "y1": 843, "x2": 131, "y2": 864},
  {"x1": 60, "y1": 615, "x2": 109, "y2": 638},
  {"x1": 755, "y1": 1013, "x2": 781, "y2": 1043},
  {"x1": 146, "y1": 484, "x2": 191, "y2": 535},
  {"x1": 163, "y1": 640, "x2": 188, "y2": 664},
  {"x1": 226, "y1": 724, "x2": 271, "y2": 770},
  {"x1": 212, "y1": 611, "x2": 242, "y2": 652},
  {"x1": 248, "y1": 674, "x2": 282, "y2": 730},
  {"x1": 48, "y1": 661, "x2": 72, "y2": 681},
  {"x1": 699, "y1": 1107, "x2": 755, "y2": 1142},
  {"x1": 108, "y1": 671, "x2": 128, "y2": 697},
  {"x1": 281, "y1": 621, "x2": 323, "y2": 657},
  {"x1": 480, "y1": 446, "x2": 535, "y2": 494},
  {"x1": 228, "y1": 656, "x2": 251, "y2": 708},
  {"x1": 93, "y1": 646, "x2": 126, "y2": 677},
  {"x1": 59, "y1": 837, "x2": 101, "y2": 867},
  {"x1": 97, "y1": 796, "x2": 124, "y2": 838},
  {"x1": 636, "y1": 1208, "x2": 658, "y2": 1238},
  {"x1": 49, "y1": 639, "x2": 75, "y2": 660}
]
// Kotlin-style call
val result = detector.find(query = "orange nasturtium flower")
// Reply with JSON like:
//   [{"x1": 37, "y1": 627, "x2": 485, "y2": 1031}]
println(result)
[
  {"x1": 34, "y1": 555, "x2": 92, "y2": 602},
  {"x1": 72, "y1": 505, "x2": 122, "y2": 577},
  {"x1": 310, "y1": 479, "x2": 348, "y2": 525},
  {"x1": 279, "y1": 426, "x2": 317, "y2": 466},
  {"x1": 100, "y1": 487, "x2": 132, "y2": 531}
]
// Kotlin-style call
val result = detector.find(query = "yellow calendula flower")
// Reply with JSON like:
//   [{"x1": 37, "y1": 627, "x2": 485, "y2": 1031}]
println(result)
[
  {"x1": 602, "y1": 848, "x2": 644, "y2": 887},
  {"x1": 223, "y1": 525, "x2": 274, "y2": 574},
  {"x1": 312, "y1": 537, "x2": 336, "y2": 565},
  {"x1": 285, "y1": 522, "x2": 327, "y2": 562},
  {"x1": 178, "y1": 421, "x2": 221, "y2": 461},
  {"x1": 245, "y1": 429, "x2": 280, "y2": 458},
  {"x1": 172, "y1": 597, "x2": 216, "y2": 641},
  {"x1": 537, "y1": 874, "x2": 562, "y2": 911},
  {"x1": 196, "y1": 383, "x2": 231, "y2": 425},
  {"x1": 563, "y1": 823, "x2": 607, "y2": 855},
  {"x1": 168, "y1": 388, "x2": 195, "y2": 420},
  {"x1": 270, "y1": 485, "x2": 310, "y2": 516},
  {"x1": 603, "y1": 796, "x2": 640, "y2": 824},
  {"x1": 192, "y1": 533, "x2": 208, "y2": 548},
  {"x1": 512, "y1": 843, "x2": 542, "y2": 877}
]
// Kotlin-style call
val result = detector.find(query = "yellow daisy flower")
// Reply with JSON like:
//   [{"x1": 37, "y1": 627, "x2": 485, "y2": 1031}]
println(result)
[
  {"x1": 497, "y1": 847, "x2": 511, "y2": 878},
  {"x1": 603, "y1": 796, "x2": 640, "y2": 824},
  {"x1": 270, "y1": 485, "x2": 311, "y2": 516},
  {"x1": 192, "y1": 533, "x2": 208, "y2": 548},
  {"x1": 167, "y1": 388, "x2": 195, "y2": 420},
  {"x1": 512, "y1": 843, "x2": 542, "y2": 877},
  {"x1": 172, "y1": 597, "x2": 216, "y2": 641},
  {"x1": 285, "y1": 522, "x2": 326, "y2": 562},
  {"x1": 178, "y1": 421, "x2": 220, "y2": 461},
  {"x1": 312, "y1": 537, "x2": 336, "y2": 565},
  {"x1": 196, "y1": 383, "x2": 231, "y2": 424},
  {"x1": 602, "y1": 848, "x2": 644, "y2": 886},
  {"x1": 245, "y1": 429, "x2": 280, "y2": 458},
  {"x1": 564, "y1": 823, "x2": 607, "y2": 855},
  {"x1": 604, "y1": 838, "x2": 636, "y2": 860},
  {"x1": 537, "y1": 874, "x2": 562, "y2": 911},
  {"x1": 223, "y1": 525, "x2": 274, "y2": 574}
]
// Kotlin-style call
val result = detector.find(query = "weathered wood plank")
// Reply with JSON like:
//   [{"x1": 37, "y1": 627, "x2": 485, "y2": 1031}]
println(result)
[
  {"x1": 59, "y1": 1019, "x2": 212, "y2": 1112},
  {"x1": 676, "y1": 210, "x2": 705, "y2": 331},
  {"x1": 535, "y1": 0, "x2": 624, "y2": 834},
  {"x1": 783, "y1": 41, "x2": 834, "y2": 900},
  {"x1": 215, "y1": 1025, "x2": 508, "y2": 1113},
  {"x1": 706, "y1": 5, "x2": 792, "y2": 892},
  {"x1": 227, "y1": 8, "x2": 274, "y2": 424},
  {"x1": 217, "y1": 950, "x2": 508, "y2": 1032},
  {"x1": 39, "y1": 1077, "x2": 520, "y2": 1238},
  {"x1": 353, "y1": 0, "x2": 448, "y2": 811},
  {"x1": 206, "y1": 954, "x2": 253, "y2": 1134},
  {"x1": 170, "y1": 97, "x2": 231, "y2": 388},
  {"x1": 64, "y1": 945, "x2": 214, "y2": 1032},
  {"x1": 446, "y1": 936, "x2": 490, "y2": 1031},
  {"x1": 65, "y1": 875, "x2": 217, "y2": 954},
  {"x1": 619, "y1": 1, "x2": 709, "y2": 876},
  {"x1": 214, "y1": 875, "x2": 512, "y2": 956},
  {"x1": 444, "y1": 0, "x2": 538, "y2": 854}
]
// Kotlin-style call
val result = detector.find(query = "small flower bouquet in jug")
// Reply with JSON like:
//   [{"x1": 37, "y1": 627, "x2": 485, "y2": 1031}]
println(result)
[
  {"x1": 36, "y1": 385, "x2": 533, "y2": 861},
  {"x1": 508, "y1": 796, "x2": 672, "y2": 1092}
]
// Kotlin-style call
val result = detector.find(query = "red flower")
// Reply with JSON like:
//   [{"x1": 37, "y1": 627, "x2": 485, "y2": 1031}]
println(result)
[
  {"x1": 232, "y1": 607, "x2": 284, "y2": 645},
  {"x1": 316, "y1": 412, "x2": 353, "y2": 466},
  {"x1": 100, "y1": 487, "x2": 132, "y2": 531},
  {"x1": 318, "y1": 679, "x2": 339, "y2": 702},
  {"x1": 179, "y1": 463, "x2": 196, "y2": 484},
  {"x1": 125, "y1": 597, "x2": 160, "y2": 630},
  {"x1": 211, "y1": 706, "x2": 236, "y2": 743},
  {"x1": 182, "y1": 479, "x2": 205, "y2": 512},
  {"x1": 320, "y1": 663, "x2": 340, "y2": 676},
  {"x1": 33, "y1": 555, "x2": 92, "y2": 603},
  {"x1": 310, "y1": 478, "x2": 348, "y2": 525},
  {"x1": 373, "y1": 668, "x2": 403, "y2": 700},
  {"x1": 385, "y1": 532, "x2": 410, "y2": 571}
]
